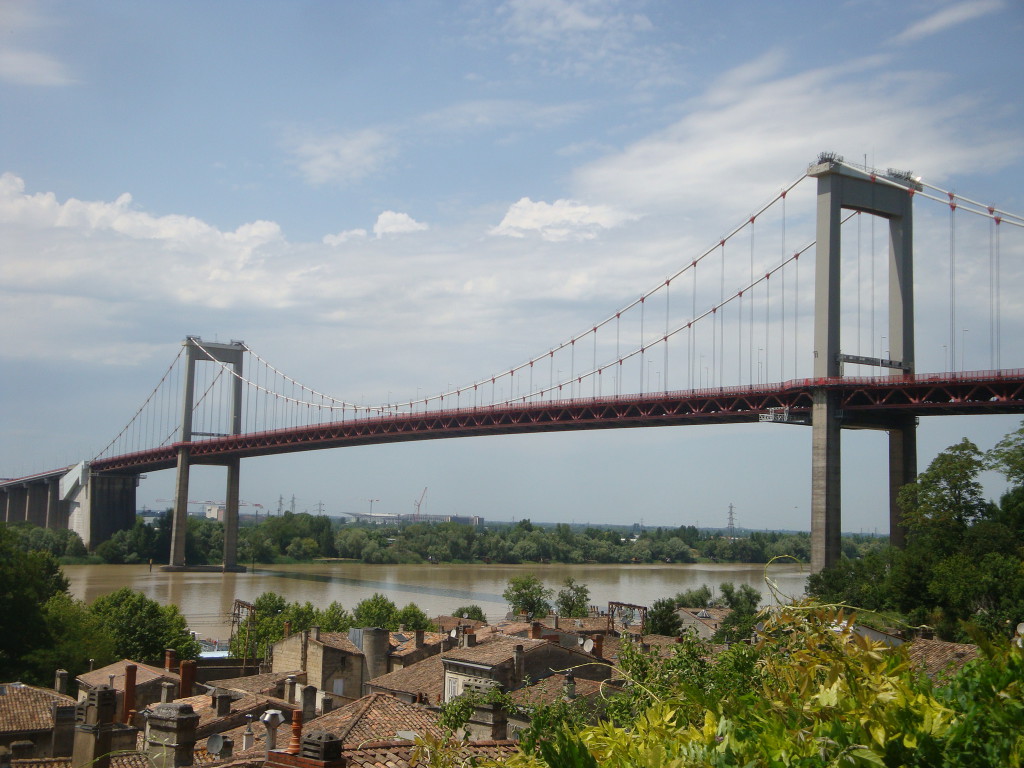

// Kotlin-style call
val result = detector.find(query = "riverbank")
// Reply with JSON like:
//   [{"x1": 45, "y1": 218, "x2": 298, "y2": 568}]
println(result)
[{"x1": 63, "y1": 560, "x2": 810, "y2": 643}]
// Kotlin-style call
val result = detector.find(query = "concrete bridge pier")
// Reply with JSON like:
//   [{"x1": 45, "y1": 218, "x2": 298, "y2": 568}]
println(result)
[
  {"x1": 164, "y1": 337, "x2": 246, "y2": 572},
  {"x1": 809, "y1": 158, "x2": 917, "y2": 572}
]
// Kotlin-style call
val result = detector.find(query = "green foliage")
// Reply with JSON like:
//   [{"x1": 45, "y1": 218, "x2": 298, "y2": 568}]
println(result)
[
  {"x1": 503, "y1": 574, "x2": 553, "y2": 617},
  {"x1": 673, "y1": 584, "x2": 712, "y2": 608},
  {"x1": 810, "y1": 425, "x2": 1024, "y2": 642},
  {"x1": 555, "y1": 577, "x2": 590, "y2": 618},
  {"x1": 396, "y1": 602, "x2": 434, "y2": 631},
  {"x1": 0, "y1": 525, "x2": 70, "y2": 680},
  {"x1": 451, "y1": 605, "x2": 487, "y2": 623},
  {"x1": 353, "y1": 593, "x2": 399, "y2": 629},
  {"x1": 502, "y1": 603, "x2": 1024, "y2": 768},
  {"x1": 23, "y1": 593, "x2": 117, "y2": 684},
  {"x1": 647, "y1": 597, "x2": 682, "y2": 636},
  {"x1": 89, "y1": 587, "x2": 200, "y2": 663}
]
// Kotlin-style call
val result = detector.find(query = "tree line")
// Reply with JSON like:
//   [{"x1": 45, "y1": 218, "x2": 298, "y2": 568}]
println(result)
[
  {"x1": 808, "y1": 423, "x2": 1024, "y2": 642},
  {"x1": 0, "y1": 524, "x2": 199, "y2": 686}
]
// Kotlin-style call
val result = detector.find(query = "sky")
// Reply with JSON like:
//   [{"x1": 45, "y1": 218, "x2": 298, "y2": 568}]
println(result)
[{"x1": 2, "y1": 0, "x2": 1023, "y2": 533}]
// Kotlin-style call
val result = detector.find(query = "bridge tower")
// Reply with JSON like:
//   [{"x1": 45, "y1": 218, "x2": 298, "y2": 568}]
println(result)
[
  {"x1": 166, "y1": 337, "x2": 246, "y2": 571},
  {"x1": 809, "y1": 157, "x2": 917, "y2": 571}
]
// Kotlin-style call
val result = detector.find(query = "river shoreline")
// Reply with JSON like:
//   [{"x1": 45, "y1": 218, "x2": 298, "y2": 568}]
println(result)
[{"x1": 63, "y1": 560, "x2": 810, "y2": 643}]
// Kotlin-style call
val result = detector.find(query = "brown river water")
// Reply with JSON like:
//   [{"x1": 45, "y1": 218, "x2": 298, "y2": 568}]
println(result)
[{"x1": 63, "y1": 561, "x2": 809, "y2": 643}]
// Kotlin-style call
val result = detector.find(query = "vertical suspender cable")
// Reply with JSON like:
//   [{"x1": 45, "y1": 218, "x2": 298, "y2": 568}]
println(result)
[
  {"x1": 949, "y1": 197, "x2": 957, "y2": 370},
  {"x1": 995, "y1": 216, "x2": 1002, "y2": 368},
  {"x1": 749, "y1": 217, "x2": 755, "y2": 384},
  {"x1": 780, "y1": 192, "x2": 786, "y2": 378},
  {"x1": 664, "y1": 280, "x2": 670, "y2": 391}
]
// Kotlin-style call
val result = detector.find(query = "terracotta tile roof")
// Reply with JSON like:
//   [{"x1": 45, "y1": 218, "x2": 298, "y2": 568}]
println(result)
[
  {"x1": 539, "y1": 616, "x2": 614, "y2": 634},
  {"x1": 206, "y1": 670, "x2": 304, "y2": 695},
  {"x1": 507, "y1": 674, "x2": 609, "y2": 707},
  {"x1": 389, "y1": 632, "x2": 445, "y2": 657},
  {"x1": 0, "y1": 683, "x2": 75, "y2": 734},
  {"x1": 367, "y1": 655, "x2": 444, "y2": 706},
  {"x1": 434, "y1": 616, "x2": 486, "y2": 634},
  {"x1": 174, "y1": 691, "x2": 293, "y2": 737},
  {"x1": 306, "y1": 692, "x2": 443, "y2": 745},
  {"x1": 77, "y1": 659, "x2": 179, "y2": 690},
  {"x1": 13, "y1": 754, "x2": 151, "y2": 768},
  {"x1": 442, "y1": 636, "x2": 547, "y2": 666},
  {"x1": 678, "y1": 606, "x2": 733, "y2": 631},
  {"x1": 317, "y1": 632, "x2": 362, "y2": 655},
  {"x1": 905, "y1": 638, "x2": 979, "y2": 679},
  {"x1": 332, "y1": 739, "x2": 519, "y2": 767}
]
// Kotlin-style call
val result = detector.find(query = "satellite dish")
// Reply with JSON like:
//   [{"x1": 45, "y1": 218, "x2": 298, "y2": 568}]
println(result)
[
  {"x1": 462, "y1": 613, "x2": 469, "y2": 619},
  {"x1": 583, "y1": 638, "x2": 595, "y2": 653},
  {"x1": 577, "y1": 638, "x2": 584, "y2": 646},
  {"x1": 206, "y1": 735, "x2": 224, "y2": 755},
  {"x1": 1017, "y1": 622, "x2": 1024, "y2": 636},
  {"x1": 449, "y1": 629, "x2": 458, "y2": 638},
  {"x1": 505, "y1": 612, "x2": 515, "y2": 621}
]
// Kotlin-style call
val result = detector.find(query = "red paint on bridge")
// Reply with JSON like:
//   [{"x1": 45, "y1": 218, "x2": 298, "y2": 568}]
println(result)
[{"x1": 90, "y1": 370, "x2": 1024, "y2": 475}]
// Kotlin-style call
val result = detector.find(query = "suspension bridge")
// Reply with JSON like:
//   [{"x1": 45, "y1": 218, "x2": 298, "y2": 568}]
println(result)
[{"x1": 3, "y1": 156, "x2": 1023, "y2": 572}]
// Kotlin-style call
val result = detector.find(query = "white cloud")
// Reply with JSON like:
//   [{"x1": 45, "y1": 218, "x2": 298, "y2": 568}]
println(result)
[
  {"x1": 323, "y1": 229, "x2": 368, "y2": 246},
  {"x1": 373, "y1": 211, "x2": 429, "y2": 237},
  {"x1": 287, "y1": 129, "x2": 397, "y2": 185},
  {"x1": 0, "y1": 1, "x2": 75, "y2": 86},
  {"x1": 571, "y1": 54, "x2": 1023, "y2": 225},
  {"x1": 890, "y1": 0, "x2": 1005, "y2": 44},
  {"x1": 0, "y1": 48, "x2": 74, "y2": 86},
  {"x1": 490, "y1": 197, "x2": 636, "y2": 241}
]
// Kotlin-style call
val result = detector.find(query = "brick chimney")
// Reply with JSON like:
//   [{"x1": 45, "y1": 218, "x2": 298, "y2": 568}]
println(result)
[
  {"x1": 283, "y1": 621, "x2": 292, "y2": 639},
  {"x1": 211, "y1": 689, "x2": 232, "y2": 717},
  {"x1": 123, "y1": 664, "x2": 137, "y2": 723},
  {"x1": 51, "y1": 701, "x2": 76, "y2": 757},
  {"x1": 415, "y1": 629, "x2": 425, "y2": 647},
  {"x1": 160, "y1": 681, "x2": 176, "y2": 704},
  {"x1": 591, "y1": 634, "x2": 603, "y2": 658},
  {"x1": 462, "y1": 627, "x2": 477, "y2": 648},
  {"x1": 300, "y1": 685, "x2": 317, "y2": 721},
  {"x1": 530, "y1": 622, "x2": 543, "y2": 640},
  {"x1": 164, "y1": 649, "x2": 177, "y2": 673},
  {"x1": 178, "y1": 660, "x2": 196, "y2": 699},
  {"x1": 285, "y1": 676, "x2": 298, "y2": 704},
  {"x1": 72, "y1": 685, "x2": 117, "y2": 768},
  {"x1": 146, "y1": 703, "x2": 199, "y2": 768}
]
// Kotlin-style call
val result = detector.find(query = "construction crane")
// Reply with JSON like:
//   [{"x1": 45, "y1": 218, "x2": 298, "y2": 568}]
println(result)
[{"x1": 413, "y1": 487, "x2": 427, "y2": 521}]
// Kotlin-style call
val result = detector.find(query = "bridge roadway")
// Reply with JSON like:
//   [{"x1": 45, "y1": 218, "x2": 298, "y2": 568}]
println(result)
[{"x1": 90, "y1": 369, "x2": 1024, "y2": 474}]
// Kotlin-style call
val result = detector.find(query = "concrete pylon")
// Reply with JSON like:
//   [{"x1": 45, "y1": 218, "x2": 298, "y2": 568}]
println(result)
[
  {"x1": 808, "y1": 157, "x2": 917, "y2": 572},
  {"x1": 166, "y1": 337, "x2": 246, "y2": 572}
]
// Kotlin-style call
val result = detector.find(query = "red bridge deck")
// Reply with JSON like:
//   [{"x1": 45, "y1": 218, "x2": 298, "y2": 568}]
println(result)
[{"x1": 89, "y1": 370, "x2": 1024, "y2": 475}]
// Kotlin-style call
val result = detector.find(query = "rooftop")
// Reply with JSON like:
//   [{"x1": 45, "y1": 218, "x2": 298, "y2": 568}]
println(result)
[
  {"x1": 0, "y1": 683, "x2": 75, "y2": 735},
  {"x1": 77, "y1": 660, "x2": 179, "y2": 690},
  {"x1": 367, "y1": 654, "x2": 445, "y2": 705}
]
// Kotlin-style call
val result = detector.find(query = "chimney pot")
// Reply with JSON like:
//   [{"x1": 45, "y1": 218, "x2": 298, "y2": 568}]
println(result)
[
  {"x1": 283, "y1": 621, "x2": 291, "y2": 639},
  {"x1": 415, "y1": 629, "x2": 425, "y2": 647},
  {"x1": 164, "y1": 649, "x2": 177, "y2": 672},
  {"x1": 287, "y1": 710, "x2": 303, "y2": 755},
  {"x1": 178, "y1": 660, "x2": 196, "y2": 699},
  {"x1": 54, "y1": 669, "x2": 68, "y2": 695},
  {"x1": 123, "y1": 664, "x2": 137, "y2": 724}
]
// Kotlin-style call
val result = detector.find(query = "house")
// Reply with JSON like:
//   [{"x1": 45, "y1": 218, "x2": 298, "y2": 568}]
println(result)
[
  {"x1": 505, "y1": 672, "x2": 620, "y2": 742},
  {"x1": 205, "y1": 669, "x2": 305, "y2": 699},
  {"x1": 270, "y1": 627, "x2": 445, "y2": 705},
  {"x1": 676, "y1": 606, "x2": 733, "y2": 639},
  {"x1": 0, "y1": 683, "x2": 76, "y2": 758},
  {"x1": 440, "y1": 634, "x2": 610, "y2": 703},
  {"x1": 365, "y1": 654, "x2": 445, "y2": 706},
  {"x1": 904, "y1": 638, "x2": 978, "y2": 679},
  {"x1": 76, "y1": 659, "x2": 185, "y2": 720}
]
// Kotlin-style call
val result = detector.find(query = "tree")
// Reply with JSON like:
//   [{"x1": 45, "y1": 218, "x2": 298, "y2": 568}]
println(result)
[
  {"x1": 712, "y1": 582, "x2": 761, "y2": 643},
  {"x1": 0, "y1": 526, "x2": 68, "y2": 681},
  {"x1": 647, "y1": 597, "x2": 682, "y2": 636},
  {"x1": 451, "y1": 605, "x2": 487, "y2": 623},
  {"x1": 353, "y1": 593, "x2": 399, "y2": 629},
  {"x1": 24, "y1": 593, "x2": 117, "y2": 684},
  {"x1": 89, "y1": 587, "x2": 200, "y2": 663},
  {"x1": 503, "y1": 574, "x2": 553, "y2": 618},
  {"x1": 396, "y1": 602, "x2": 433, "y2": 631},
  {"x1": 673, "y1": 584, "x2": 712, "y2": 608},
  {"x1": 555, "y1": 577, "x2": 590, "y2": 618}
]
